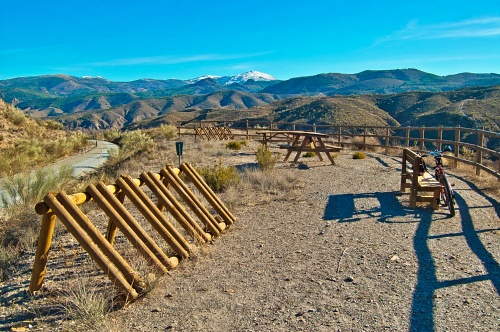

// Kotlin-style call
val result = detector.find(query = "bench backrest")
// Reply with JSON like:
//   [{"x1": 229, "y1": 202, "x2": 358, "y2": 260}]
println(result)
[{"x1": 401, "y1": 148, "x2": 422, "y2": 192}]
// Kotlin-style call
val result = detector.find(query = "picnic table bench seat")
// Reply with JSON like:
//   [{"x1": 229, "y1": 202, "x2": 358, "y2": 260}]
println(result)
[{"x1": 278, "y1": 144, "x2": 343, "y2": 153}]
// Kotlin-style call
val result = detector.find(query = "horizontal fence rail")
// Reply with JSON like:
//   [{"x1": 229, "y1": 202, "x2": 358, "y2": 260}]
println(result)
[
  {"x1": 178, "y1": 121, "x2": 500, "y2": 179},
  {"x1": 30, "y1": 163, "x2": 236, "y2": 302}
]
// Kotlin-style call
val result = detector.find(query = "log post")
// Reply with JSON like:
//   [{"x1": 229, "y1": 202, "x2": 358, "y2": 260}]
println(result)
[
  {"x1": 437, "y1": 126, "x2": 443, "y2": 151},
  {"x1": 29, "y1": 212, "x2": 57, "y2": 293},
  {"x1": 454, "y1": 126, "x2": 461, "y2": 167},
  {"x1": 419, "y1": 126, "x2": 425, "y2": 151},
  {"x1": 405, "y1": 127, "x2": 410, "y2": 148},
  {"x1": 476, "y1": 128, "x2": 484, "y2": 176}
]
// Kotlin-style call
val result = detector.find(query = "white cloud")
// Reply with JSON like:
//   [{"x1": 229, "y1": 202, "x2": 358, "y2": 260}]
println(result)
[
  {"x1": 376, "y1": 17, "x2": 500, "y2": 44},
  {"x1": 88, "y1": 52, "x2": 273, "y2": 67}
]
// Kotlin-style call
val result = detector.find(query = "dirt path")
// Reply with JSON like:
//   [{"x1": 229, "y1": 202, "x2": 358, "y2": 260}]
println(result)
[
  {"x1": 1, "y1": 151, "x2": 499, "y2": 331},
  {"x1": 46, "y1": 140, "x2": 118, "y2": 177},
  {"x1": 107, "y1": 153, "x2": 500, "y2": 331}
]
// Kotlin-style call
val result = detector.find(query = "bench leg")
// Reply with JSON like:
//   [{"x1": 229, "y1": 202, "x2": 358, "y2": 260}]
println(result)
[{"x1": 432, "y1": 189, "x2": 440, "y2": 210}]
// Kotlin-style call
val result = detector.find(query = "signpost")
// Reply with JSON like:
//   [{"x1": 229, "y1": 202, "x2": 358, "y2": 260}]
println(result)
[{"x1": 175, "y1": 141, "x2": 184, "y2": 166}]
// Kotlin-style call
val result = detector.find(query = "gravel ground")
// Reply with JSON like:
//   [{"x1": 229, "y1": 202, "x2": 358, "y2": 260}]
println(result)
[
  {"x1": 1, "y1": 149, "x2": 499, "y2": 331},
  {"x1": 109, "y1": 152, "x2": 500, "y2": 331}
]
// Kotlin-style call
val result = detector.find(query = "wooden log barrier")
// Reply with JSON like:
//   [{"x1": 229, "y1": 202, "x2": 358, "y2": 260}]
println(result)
[
  {"x1": 42, "y1": 193, "x2": 139, "y2": 300},
  {"x1": 29, "y1": 164, "x2": 235, "y2": 303}
]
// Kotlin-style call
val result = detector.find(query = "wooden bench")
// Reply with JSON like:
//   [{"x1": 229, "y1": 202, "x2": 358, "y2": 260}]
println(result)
[{"x1": 400, "y1": 148, "x2": 441, "y2": 210}]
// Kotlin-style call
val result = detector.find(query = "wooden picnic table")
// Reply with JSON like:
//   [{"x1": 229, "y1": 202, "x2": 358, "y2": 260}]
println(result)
[{"x1": 256, "y1": 130, "x2": 342, "y2": 165}]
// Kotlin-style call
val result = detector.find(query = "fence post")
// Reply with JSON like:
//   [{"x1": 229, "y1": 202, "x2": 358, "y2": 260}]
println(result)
[
  {"x1": 419, "y1": 126, "x2": 425, "y2": 151},
  {"x1": 177, "y1": 121, "x2": 181, "y2": 138},
  {"x1": 437, "y1": 126, "x2": 443, "y2": 151},
  {"x1": 454, "y1": 126, "x2": 461, "y2": 167},
  {"x1": 313, "y1": 123, "x2": 317, "y2": 132},
  {"x1": 29, "y1": 212, "x2": 57, "y2": 293},
  {"x1": 476, "y1": 128, "x2": 484, "y2": 176},
  {"x1": 338, "y1": 126, "x2": 342, "y2": 144},
  {"x1": 292, "y1": 122, "x2": 296, "y2": 131},
  {"x1": 363, "y1": 126, "x2": 367, "y2": 151},
  {"x1": 246, "y1": 120, "x2": 249, "y2": 140},
  {"x1": 405, "y1": 127, "x2": 410, "y2": 148},
  {"x1": 385, "y1": 127, "x2": 390, "y2": 152}
]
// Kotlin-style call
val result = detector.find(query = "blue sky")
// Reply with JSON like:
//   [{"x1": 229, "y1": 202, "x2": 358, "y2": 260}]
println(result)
[{"x1": 1, "y1": 0, "x2": 500, "y2": 81}]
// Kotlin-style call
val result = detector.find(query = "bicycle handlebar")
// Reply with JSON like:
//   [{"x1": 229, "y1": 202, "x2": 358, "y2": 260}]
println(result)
[{"x1": 421, "y1": 145, "x2": 453, "y2": 158}]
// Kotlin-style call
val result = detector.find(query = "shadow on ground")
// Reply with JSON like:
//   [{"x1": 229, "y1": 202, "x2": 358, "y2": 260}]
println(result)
[{"x1": 323, "y1": 189, "x2": 500, "y2": 332}]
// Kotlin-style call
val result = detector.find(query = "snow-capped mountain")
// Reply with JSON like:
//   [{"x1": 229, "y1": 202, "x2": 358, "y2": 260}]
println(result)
[
  {"x1": 185, "y1": 75, "x2": 222, "y2": 84},
  {"x1": 186, "y1": 71, "x2": 277, "y2": 85}
]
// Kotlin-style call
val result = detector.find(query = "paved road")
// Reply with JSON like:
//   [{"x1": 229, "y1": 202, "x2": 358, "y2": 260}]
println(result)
[{"x1": 46, "y1": 140, "x2": 118, "y2": 177}]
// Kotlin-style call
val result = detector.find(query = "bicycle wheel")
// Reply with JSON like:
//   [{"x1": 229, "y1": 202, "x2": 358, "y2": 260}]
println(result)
[{"x1": 440, "y1": 175, "x2": 456, "y2": 217}]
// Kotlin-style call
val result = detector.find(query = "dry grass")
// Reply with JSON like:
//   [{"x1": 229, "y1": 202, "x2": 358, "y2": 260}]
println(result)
[
  {"x1": 450, "y1": 160, "x2": 500, "y2": 199},
  {"x1": 352, "y1": 135, "x2": 381, "y2": 151},
  {"x1": 58, "y1": 275, "x2": 112, "y2": 331}
]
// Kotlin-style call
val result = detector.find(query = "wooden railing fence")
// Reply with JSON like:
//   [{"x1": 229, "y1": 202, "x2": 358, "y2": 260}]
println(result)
[{"x1": 178, "y1": 121, "x2": 500, "y2": 179}]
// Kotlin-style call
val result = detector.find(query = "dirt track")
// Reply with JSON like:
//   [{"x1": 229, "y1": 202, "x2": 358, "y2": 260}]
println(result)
[
  {"x1": 1, "y1": 150, "x2": 499, "y2": 331},
  {"x1": 108, "y1": 152, "x2": 500, "y2": 331}
]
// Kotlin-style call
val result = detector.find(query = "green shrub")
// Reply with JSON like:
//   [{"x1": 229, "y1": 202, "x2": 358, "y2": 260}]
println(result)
[
  {"x1": 256, "y1": 144, "x2": 278, "y2": 171},
  {"x1": 352, "y1": 151, "x2": 366, "y2": 159},
  {"x1": 103, "y1": 129, "x2": 121, "y2": 142},
  {"x1": 44, "y1": 120, "x2": 64, "y2": 130},
  {"x1": 240, "y1": 140, "x2": 249, "y2": 147},
  {"x1": 8, "y1": 109, "x2": 26, "y2": 126},
  {"x1": 160, "y1": 124, "x2": 177, "y2": 140},
  {"x1": 0, "y1": 165, "x2": 73, "y2": 209},
  {"x1": 225, "y1": 141, "x2": 242, "y2": 150},
  {"x1": 303, "y1": 152, "x2": 316, "y2": 158},
  {"x1": 196, "y1": 159, "x2": 240, "y2": 193}
]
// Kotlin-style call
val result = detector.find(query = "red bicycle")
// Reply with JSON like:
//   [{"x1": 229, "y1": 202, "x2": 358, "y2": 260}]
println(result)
[{"x1": 420, "y1": 146, "x2": 456, "y2": 217}]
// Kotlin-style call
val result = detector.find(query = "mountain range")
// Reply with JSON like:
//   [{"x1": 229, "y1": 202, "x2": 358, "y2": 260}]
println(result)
[{"x1": 1, "y1": 68, "x2": 500, "y2": 131}]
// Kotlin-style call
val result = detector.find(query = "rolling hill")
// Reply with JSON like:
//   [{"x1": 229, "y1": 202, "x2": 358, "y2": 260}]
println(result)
[{"x1": 1, "y1": 69, "x2": 500, "y2": 132}]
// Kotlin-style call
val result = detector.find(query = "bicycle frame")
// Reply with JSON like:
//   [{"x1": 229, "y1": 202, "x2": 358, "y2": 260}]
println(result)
[{"x1": 424, "y1": 147, "x2": 456, "y2": 216}]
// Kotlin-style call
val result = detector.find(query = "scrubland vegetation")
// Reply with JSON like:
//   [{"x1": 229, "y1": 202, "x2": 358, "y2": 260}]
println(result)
[{"x1": 0, "y1": 99, "x2": 88, "y2": 177}]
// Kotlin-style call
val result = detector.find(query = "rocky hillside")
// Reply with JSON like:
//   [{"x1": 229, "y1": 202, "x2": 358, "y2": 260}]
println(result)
[{"x1": 0, "y1": 98, "x2": 66, "y2": 149}]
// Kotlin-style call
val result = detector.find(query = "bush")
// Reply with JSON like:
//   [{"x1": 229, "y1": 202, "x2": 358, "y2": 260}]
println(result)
[
  {"x1": 0, "y1": 165, "x2": 73, "y2": 210},
  {"x1": 103, "y1": 129, "x2": 121, "y2": 142},
  {"x1": 352, "y1": 151, "x2": 366, "y2": 159},
  {"x1": 256, "y1": 144, "x2": 278, "y2": 171},
  {"x1": 8, "y1": 109, "x2": 26, "y2": 126},
  {"x1": 225, "y1": 141, "x2": 242, "y2": 150},
  {"x1": 160, "y1": 124, "x2": 177, "y2": 140},
  {"x1": 196, "y1": 159, "x2": 241, "y2": 193},
  {"x1": 303, "y1": 152, "x2": 316, "y2": 158},
  {"x1": 109, "y1": 130, "x2": 153, "y2": 163}
]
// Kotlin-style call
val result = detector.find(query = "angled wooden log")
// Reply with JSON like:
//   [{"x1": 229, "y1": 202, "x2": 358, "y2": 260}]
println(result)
[
  {"x1": 161, "y1": 167, "x2": 223, "y2": 235},
  {"x1": 141, "y1": 172, "x2": 211, "y2": 243},
  {"x1": 87, "y1": 183, "x2": 169, "y2": 275},
  {"x1": 116, "y1": 176, "x2": 188, "y2": 262},
  {"x1": 181, "y1": 163, "x2": 236, "y2": 225},
  {"x1": 120, "y1": 175, "x2": 191, "y2": 257},
  {"x1": 42, "y1": 193, "x2": 138, "y2": 300},
  {"x1": 55, "y1": 191, "x2": 145, "y2": 292}
]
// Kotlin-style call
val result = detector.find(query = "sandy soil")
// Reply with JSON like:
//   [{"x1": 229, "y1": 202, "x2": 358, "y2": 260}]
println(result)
[{"x1": 1, "y1": 146, "x2": 499, "y2": 331}]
